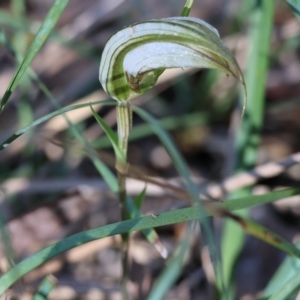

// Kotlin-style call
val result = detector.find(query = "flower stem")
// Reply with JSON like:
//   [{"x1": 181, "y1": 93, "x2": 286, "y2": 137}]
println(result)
[{"x1": 116, "y1": 101, "x2": 132, "y2": 300}]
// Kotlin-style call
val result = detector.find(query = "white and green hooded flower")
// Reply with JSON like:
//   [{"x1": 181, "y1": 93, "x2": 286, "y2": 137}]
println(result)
[{"x1": 99, "y1": 16, "x2": 246, "y2": 105}]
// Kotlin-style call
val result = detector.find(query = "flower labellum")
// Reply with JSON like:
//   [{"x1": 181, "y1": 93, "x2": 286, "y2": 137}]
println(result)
[{"x1": 99, "y1": 16, "x2": 246, "y2": 108}]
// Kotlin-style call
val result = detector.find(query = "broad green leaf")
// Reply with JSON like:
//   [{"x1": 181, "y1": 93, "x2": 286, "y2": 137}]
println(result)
[
  {"x1": 0, "y1": 188, "x2": 299, "y2": 296},
  {"x1": 99, "y1": 17, "x2": 246, "y2": 106},
  {"x1": 0, "y1": 0, "x2": 69, "y2": 112}
]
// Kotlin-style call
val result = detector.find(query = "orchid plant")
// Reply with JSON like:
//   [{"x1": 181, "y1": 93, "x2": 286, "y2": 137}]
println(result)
[{"x1": 98, "y1": 1, "x2": 246, "y2": 297}]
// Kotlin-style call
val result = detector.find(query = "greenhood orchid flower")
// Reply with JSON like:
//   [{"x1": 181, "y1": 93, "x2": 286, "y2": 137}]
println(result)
[{"x1": 99, "y1": 16, "x2": 246, "y2": 107}]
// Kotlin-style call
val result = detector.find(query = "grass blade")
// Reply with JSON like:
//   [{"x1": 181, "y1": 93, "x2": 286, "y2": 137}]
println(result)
[
  {"x1": 260, "y1": 240, "x2": 300, "y2": 298},
  {"x1": 126, "y1": 192, "x2": 169, "y2": 259},
  {"x1": 0, "y1": 207, "x2": 15, "y2": 268},
  {"x1": 218, "y1": 188, "x2": 300, "y2": 211},
  {"x1": 91, "y1": 106, "x2": 125, "y2": 163},
  {"x1": 221, "y1": 0, "x2": 274, "y2": 293},
  {"x1": 0, "y1": 0, "x2": 69, "y2": 111},
  {"x1": 267, "y1": 271, "x2": 300, "y2": 300},
  {"x1": 133, "y1": 186, "x2": 146, "y2": 209},
  {"x1": 0, "y1": 100, "x2": 113, "y2": 152},
  {"x1": 33, "y1": 275, "x2": 57, "y2": 300},
  {"x1": 286, "y1": 0, "x2": 300, "y2": 20},
  {"x1": 0, "y1": 27, "x2": 17, "y2": 57},
  {"x1": 147, "y1": 227, "x2": 192, "y2": 300},
  {"x1": 216, "y1": 208, "x2": 300, "y2": 259},
  {"x1": 133, "y1": 106, "x2": 225, "y2": 295},
  {"x1": 0, "y1": 9, "x2": 24, "y2": 28},
  {"x1": 0, "y1": 188, "x2": 299, "y2": 295},
  {"x1": 92, "y1": 111, "x2": 209, "y2": 149}
]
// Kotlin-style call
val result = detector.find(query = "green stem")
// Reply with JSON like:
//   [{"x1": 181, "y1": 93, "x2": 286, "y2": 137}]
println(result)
[
  {"x1": 117, "y1": 102, "x2": 132, "y2": 159},
  {"x1": 116, "y1": 101, "x2": 132, "y2": 300},
  {"x1": 181, "y1": 0, "x2": 194, "y2": 16}
]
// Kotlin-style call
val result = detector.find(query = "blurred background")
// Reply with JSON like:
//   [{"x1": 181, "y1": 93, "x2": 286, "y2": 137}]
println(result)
[{"x1": 0, "y1": 0, "x2": 300, "y2": 299}]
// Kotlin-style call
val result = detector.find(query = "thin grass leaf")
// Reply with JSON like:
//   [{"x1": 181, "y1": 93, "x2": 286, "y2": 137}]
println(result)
[
  {"x1": 133, "y1": 105, "x2": 225, "y2": 295},
  {"x1": 267, "y1": 271, "x2": 300, "y2": 300},
  {"x1": 33, "y1": 76, "x2": 119, "y2": 195},
  {"x1": 127, "y1": 192, "x2": 168, "y2": 259},
  {"x1": 11, "y1": 0, "x2": 25, "y2": 18},
  {"x1": 0, "y1": 207, "x2": 202, "y2": 296},
  {"x1": 0, "y1": 207, "x2": 15, "y2": 268},
  {"x1": 0, "y1": 100, "x2": 114, "y2": 152},
  {"x1": 218, "y1": 188, "x2": 300, "y2": 211},
  {"x1": 132, "y1": 106, "x2": 203, "y2": 200},
  {"x1": 286, "y1": 0, "x2": 300, "y2": 20},
  {"x1": 129, "y1": 187, "x2": 167, "y2": 252},
  {"x1": 91, "y1": 105, "x2": 125, "y2": 164},
  {"x1": 0, "y1": 27, "x2": 17, "y2": 57},
  {"x1": 33, "y1": 275, "x2": 57, "y2": 300},
  {"x1": 147, "y1": 228, "x2": 192, "y2": 300},
  {"x1": 221, "y1": 0, "x2": 274, "y2": 293},
  {"x1": 92, "y1": 111, "x2": 210, "y2": 149},
  {"x1": 215, "y1": 208, "x2": 300, "y2": 259},
  {"x1": 133, "y1": 186, "x2": 146, "y2": 209},
  {"x1": 260, "y1": 241, "x2": 300, "y2": 298},
  {"x1": 0, "y1": 9, "x2": 25, "y2": 29},
  {"x1": 0, "y1": 9, "x2": 96, "y2": 58},
  {"x1": 0, "y1": 188, "x2": 299, "y2": 295},
  {"x1": 221, "y1": 190, "x2": 249, "y2": 292},
  {"x1": 0, "y1": 0, "x2": 69, "y2": 112}
]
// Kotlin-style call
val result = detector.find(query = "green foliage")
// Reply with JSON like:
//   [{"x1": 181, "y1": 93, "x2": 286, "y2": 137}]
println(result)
[{"x1": 0, "y1": 0, "x2": 299, "y2": 298}]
